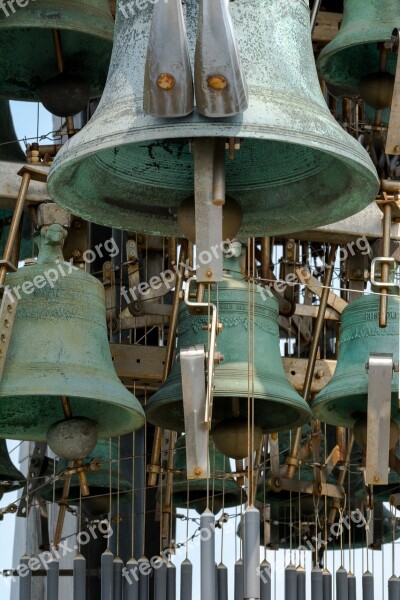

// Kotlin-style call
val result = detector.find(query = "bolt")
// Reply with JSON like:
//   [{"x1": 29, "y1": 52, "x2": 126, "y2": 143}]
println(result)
[
  {"x1": 194, "y1": 467, "x2": 202, "y2": 477},
  {"x1": 394, "y1": 145, "x2": 400, "y2": 153},
  {"x1": 352, "y1": 269, "x2": 362, "y2": 277},
  {"x1": 132, "y1": 302, "x2": 142, "y2": 313},
  {"x1": 315, "y1": 369, "x2": 325, "y2": 379},
  {"x1": 271, "y1": 432, "x2": 278, "y2": 440},
  {"x1": 374, "y1": 475, "x2": 380, "y2": 483},
  {"x1": 206, "y1": 268, "x2": 213, "y2": 278},
  {"x1": 274, "y1": 478, "x2": 281, "y2": 487},
  {"x1": 72, "y1": 249, "x2": 81, "y2": 258},
  {"x1": 73, "y1": 220, "x2": 82, "y2": 229}
]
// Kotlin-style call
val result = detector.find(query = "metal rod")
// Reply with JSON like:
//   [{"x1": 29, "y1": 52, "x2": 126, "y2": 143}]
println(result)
[
  {"x1": 101, "y1": 549, "x2": 114, "y2": 600},
  {"x1": 379, "y1": 203, "x2": 392, "y2": 327},
  {"x1": 310, "y1": 0, "x2": 322, "y2": 33},
  {"x1": 362, "y1": 571, "x2": 374, "y2": 600},
  {"x1": 201, "y1": 510, "x2": 216, "y2": 600},
  {"x1": 124, "y1": 557, "x2": 139, "y2": 600},
  {"x1": 180, "y1": 558, "x2": 193, "y2": 600},
  {"x1": 218, "y1": 563, "x2": 228, "y2": 600},
  {"x1": 243, "y1": 507, "x2": 260, "y2": 599},
  {"x1": 138, "y1": 556, "x2": 151, "y2": 600},
  {"x1": 261, "y1": 237, "x2": 271, "y2": 282},
  {"x1": 53, "y1": 459, "x2": 74, "y2": 549},
  {"x1": 297, "y1": 566, "x2": 306, "y2": 600},
  {"x1": 215, "y1": 563, "x2": 219, "y2": 600},
  {"x1": 61, "y1": 396, "x2": 90, "y2": 496},
  {"x1": 312, "y1": 568, "x2": 323, "y2": 600},
  {"x1": 285, "y1": 564, "x2": 297, "y2": 600},
  {"x1": 323, "y1": 569, "x2": 332, "y2": 600},
  {"x1": 212, "y1": 138, "x2": 226, "y2": 206},
  {"x1": 388, "y1": 575, "x2": 400, "y2": 600},
  {"x1": 348, "y1": 573, "x2": 356, "y2": 600},
  {"x1": 46, "y1": 559, "x2": 59, "y2": 600},
  {"x1": 260, "y1": 560, "x2": 271, "y2": 600},
  {"x1": 162, "y1": 432, "x2": 176, "y2": 545},
  {"x1": 19, "y1": 555, "x2": 32, "y2": 600},
  {"x1": 336, "y1": 567, "x2": 348, "y2": 600},
  {"x1": 113, "y1": 556, "x2": 123, "y2": 600},
  {"x1": 329, "y1": 433, "x2": 354, "y2": 525},
  {"x1": 52, "y1": 30, "x2": 65, "y2": 73},
  {"x1": 235, "y1": 558, "x2": 244, "y2": 600},
  {"x1": 154, "y1": 559, "x2": 167, "y2": 600},
  {"x1": 167, "y1": 561, "x2": 176, "y2": 600},
  {"x1": 73, "y1": 554, "x2": 86, "y2": 600}
]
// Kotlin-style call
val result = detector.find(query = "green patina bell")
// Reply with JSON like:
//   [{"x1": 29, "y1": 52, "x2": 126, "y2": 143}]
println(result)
[
  {"x1": 317, "y1": 0, "x2": 399, "y2": 101},
  {"x1": 42, "y1": 439, "x2": 131, "y2": 516},
  {"x1": 312, "y1": 295, "x2": 400, "y2": 428},
  {"x1": 0, "y1": 100, "x2": 25, "y2": 162},
  {"x1": 0, "y1": 439, "x2": 24, "y2": 501},
  {"x1": 0, "y1": 0, "x2": 114, "y2": 103},
  {"x1": 169, "y1": 436, "x2": 245, "y2": 515},
  {"x1": 0, "y1": 224, "x2": 145, "y2": 440},
  {"x1": 145, "y1": 253, "x2": 312, "y2": 435},
  {"x1": 48, "y1": 0, "x2": 378, "y2": 237}
]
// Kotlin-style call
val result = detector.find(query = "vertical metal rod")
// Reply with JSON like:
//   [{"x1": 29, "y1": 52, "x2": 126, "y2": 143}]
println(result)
[
  {"x1": 113, "y1": 556, "x2": 123, "y2": 600},
  {"x1": 312, "y1": 567, "x2": 323, "y2": 600},
  {"x1": 285, "y1": 564, "x2": 297, "y2": 600},
  {"x1": 180, "y1": 558, "x2": 193, "y2": 600},
  {"x1": 19, "y1": 555, "x2": 31, "y2": 600},
  {"x1": 46, "y1": 559, "x2": 59, "y2": 600},
  {"x1": 243, "y1": 507, "x2": 260, "y2": 599},
  {"x1": 201, "y1": 510, "x2": 215, "y2": 600},
  {"x1": 162, "y1": 433, "x2": 176, "y2": 545},
  {"x1": 60, "y1": 396, "x2": 90, "y2": 496},
  {"x1": 235, "y1": 558, "x2": 244, "y2": 600},
  {"x1": 154, "y1": 559, "x2": 167, "y2": 600},
  {"x1": 52, "y1": 30, "x2": 65, "y2": 72},
  {"x1": 362, "y1": 571, "x2": 374, "y2": 600},
  {"x1": 215, "y1": 563, "x2": 219, "y2": 600},
  {"x1": 167, "y1": 561, "x2": 176, "y2": 600},
  {"x1": 388, "y1": 575, "x2": 400, "y2": 600},
  {"x1": 348, "y1": 573, "x2": 356, "y2": 600},
  {"x1": 297, "y1": 565, "x2": 306, "y2": 600},
  {"x1": 53, "y1": 460, "x2": 74, "y2": 549},
  {"x1": 261, "y1": 237, "x2": 271, "y2": 281},
  {"x1": 329, "y1": 433, "x2": 354, "y2": 525},
  {"x1": 260, "y1": 560, "x2": 271, "y2": 600},
  {"x1": 336, "y1": 567, "x2": 348, "y2": 600},
  {"x1": 101, "y1": 549, "x2": 114, "y2": 600},
  {"x1": 73, "y1": 554, "x2": 86, "y2": 600},
  {"x1": 124, "y1": 557, "x2": 139, "y2": 600},
  {"x1": 379, "y1": 203, "x2": 392, "y2": 327},
  {"x1": 218, "y1": 563, "x2": 228, "y2": 600},
  {"x1": 323, "y1": 569, "x2": 332, "y2": 600},
  {"x1": 212, "y1": 138, "x2": 226, "y2": 206},
  {"x1": 310, "y1": 0, "x2": 322, "y2": 32},
  {"x1": 138, "y1": 556, "x2": 151, "y2": 600}
]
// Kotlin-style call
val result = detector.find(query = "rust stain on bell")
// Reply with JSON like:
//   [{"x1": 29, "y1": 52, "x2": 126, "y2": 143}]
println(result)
[
  {"x1": 207, "y1": 74, "x2": 228, "y2": 90},
  {"x1": 157, "y1": 73, "x2": 176, "y2": 90}
]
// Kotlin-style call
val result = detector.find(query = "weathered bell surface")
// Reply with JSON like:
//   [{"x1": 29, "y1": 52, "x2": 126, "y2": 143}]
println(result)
[
  {"x1": 0, "y1": 223, "x2": 145, "y2": 440},
  {"x1": 170, "y1": 436, "x2": 244, "y2": 515},
  {"x1": 0, "y1": 0, "x2": 114, "y2": 102},
  {"x1": 41, "y1": 439, "x2": 131, "y2": 516},
  {"x1": 317, "y1": 0, "x2": 399, "y2": 98},
  {"x1": 145, "y1": 253, "x2": 312, "y2": 433},
  {"x1": 0, "y1": 438, "x2": 24, "y2": 500},
  {"x1": 0, "y1": 100, "x2": 25, "y2": 162},
  {"x1": 312, "y1": 295, "x2": 400, "y2": 428},
  {"x1": 48, "y1": 0, "x2": 378, "y2": 237}
]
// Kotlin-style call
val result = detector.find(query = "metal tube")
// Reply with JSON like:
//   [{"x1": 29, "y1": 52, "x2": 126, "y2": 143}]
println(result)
[
  {"x1": 285, "y1": 564, "x2": 297, "y2": 600},
  {"x1": 323, "y1": 569, "x2": 332, "y2": 600},
  {"x1": 380, "y1": 203, "x2": 392, "y2": 327},
  {"x1": 180, "y1": 558, "x2": 193, "y2": 600},
  {"x1": 52, "y1": 30, "x2": 65, "y2": 73},
  {"x1": 212, "y1": 138, "x2": 226, "y2": 206},
  {"x1": 73, "y1": 554, "x2": 86, "y2": 600},
  {"x1": 243, "y1": 507, "x2": 260, "y2": 599},
  {"x1": 53, "y1": 459, "x2": 74, "y2": 549},
  {"x1": 154, "y1": 559, "x2": 167, "y2": 600},
  {"x1": 260, "y1": 560, "x2": 271, "y2": 600},
  {"x1": 261, "y1": 237, "x2": 271, "y2": 282},
  {"x1": 311, "y1": 567, "x2": 323, "y2": 600},
  {"x1": 348, "y1": 573, "x2": 356, "y2": 600},
  {"x1": 310, "y1": 0, "x2": 322, "y2": 32},
  {"x1": 138, "y1": 556, "x2": 151, "y2": 600},
  {"x1": 124, "y1": 557, "x2": 139, "y2": 600},
  {"x1": 113, "y1": 556, "x2": 123, "y2": 600},
  {"x1": 201, "y1": 510, "x2": 216, "y2": 600},
  {"x1": 101, "y1": 549, "x2": 114, "y2": 600},
  {"x1": 388, "y1": 575, "x2": 400, "y2": 600},
  {"x1": 297, "y1": 566, "x2": 306, "y2": 600},
  {"x1": 218, "y1": 563, "x2": 228, "y2": 600},
  {"x1": 19, "y1": 555, "x2": 32, "y2": 600},
  {"x1": 167, "y1": 561, "x2": 176, "y2": 600},
  {"x1": 215, "y1": 563, "x2": 219, "y2": 600},
  {"x1": 362, "y1": 571, "x2": 374, "y2": 600},
  {"x1": 46, "y1": 559, "x2": 59, "y2": 600},
  {"x1": 235, "y1": 558, "x2": 244, "y2": 600},
  {"x1": 336, "y1": 567, "x2": 348, "y2": 600}
]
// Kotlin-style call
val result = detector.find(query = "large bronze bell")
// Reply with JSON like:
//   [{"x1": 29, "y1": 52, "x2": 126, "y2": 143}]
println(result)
[
  {"x1": 317, "y1": 0, "x2": 398, "y2": 102},
  {"x1": 145, "y1": 253, "x2": 312, "y2": 436},
  {"x1": 0, "y1": 100, "x2": 25, "y2": 162},
  {"x1": 48, "y1": 0, "x2": 378, "y2": 237},
  {"x1": 0, "y1": 0, "x2": 114, "y2": 103},
  {"x1": 0, "y1": 439, "x2": 24, "y2": 500},
  {"x1": 41, "y1": 439, "x2": 131, "y2": 517},
  {"x1": 169, "y1": 436, "x2": 244, "y2": 515},
  {"x1": 0, "y1": 223, "x2": 145, "y2": 440},
  {"x1": 312, "y1": 295, "x2": 400, "y2": 428}
]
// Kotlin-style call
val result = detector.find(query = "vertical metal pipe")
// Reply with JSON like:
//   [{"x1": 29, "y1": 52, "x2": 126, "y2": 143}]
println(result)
[
  {"x1": 323, "y1": 569, "x2": 332, "y2": 600},
  {"x1": 310, "y1": 0, "x2": 322, "y2": 32},
  {"x1": 336, "y1": 567, "x2": 348, "y2": 600},
  {"x1": 348, "y1": 572, "x2": 356, "y2": 600},
  {"x1": 285, "y1": 564, "x2": 297, "y2": 600},
  {"x1": 235, "y1": 558, "x2": 244, "y2": 600},
  {"x1": 113, "y1": 556, "x2": 123, "y2": 600},
  {"x1": 138, "y1": 556, "x2": 151, "y2": 600},
  {"x1": 388, "y1": 575, "x2": 400, "y2": 600},
  {"x1": 180, "y1": 558, "x2": 193, "y2": 600},
  {"x1": 379, "y1": 203, "x2": 392, "y2": 327},
  {"x1": 73, "y1": 554, "x2": 86, "y2": 600},
  {"x1": 19, "y1": 555, "x2": 32, "y2": 600},
  {"x1": 154, "y1": 559, "x2": 167, "y2": 600},
  {"x1": 46, "y1": 559, "x2": 59, "y2": 600},
  {"x1": 312, "y1": 567, "x2": 323, "y2": 600},
  {"x1": 201, "y1": 510, "x2": 215, "y2": 600},
  {"x1": 215, "y1": 563, "x2": 219, "y2": 600},
  {"x1": 362, "y1": 571, "x2": 374, "y2": 600},
  {"x1": 297, "y1": 565, "x2": 306, "y2": 600},
  {"x1": 124, "y1": 557, "x2": 139, "y2": 600},
  {"x1": 167, "y1": 561, "x2": 176, "y2": 600},
  {"x1": 218, "y1": 563, "x2": 228, "y2": 600},
  {"x1": 101, "y1": 549, "x2": 114, "y2": 600},
  {"x1": 243, "y1": 507, "x2": 260, "y2": 599},
  {"x1": 260, "y1": 560, "x2": 271, "y2": 600}
]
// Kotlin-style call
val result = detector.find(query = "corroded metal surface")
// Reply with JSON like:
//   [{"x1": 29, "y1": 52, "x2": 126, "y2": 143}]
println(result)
[
  {"x1": 0, "y1": 438, "x2": 24, "y2": 492},
  {"x1": 48, "y1": 0, "x2": 378, "y2": 237}
]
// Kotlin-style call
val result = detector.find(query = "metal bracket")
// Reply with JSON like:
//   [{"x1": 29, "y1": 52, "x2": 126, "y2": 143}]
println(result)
[
  {"x1": 365, "y1": 353, "x2": 395, "y2": 485},
  {"x1": 180, "y1": 345, "x2": 209, "y2": 480},
  {"x1": 371, "y1": 257, "x2": 399, "y2": 291}
]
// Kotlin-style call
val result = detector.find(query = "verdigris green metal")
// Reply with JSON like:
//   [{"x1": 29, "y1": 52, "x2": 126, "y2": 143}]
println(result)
[
  {"x1": 0, "y1": 223, "x2": 145, "y2": 440},
  {"x1": 317, "y1": 0, "x2": 399, "y2": 97},
  {"x1": 48, "y1": 0, "x2": 378, "y2": 237},
  {"x1": 145, "y1": 254, "x2": 312, "y2": 432},
  {"x1": 0, "y1": 0, "x2": 114, "y2": 101},
  {"x1": 170, "y1": 435, "x2": 245, "y2": 514},
  {"x1": 312, "y1": 295, "x2": 400, "y2": 428},
  {"x1": 0, "y1": 438, "x2": 24, "y2": 495},
  {"x1": 0, "y1": 100, "x2": 25, "y2": 162},
  {"x1": 41, "y1": 439, "x2": 131, "y2": 515}
]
